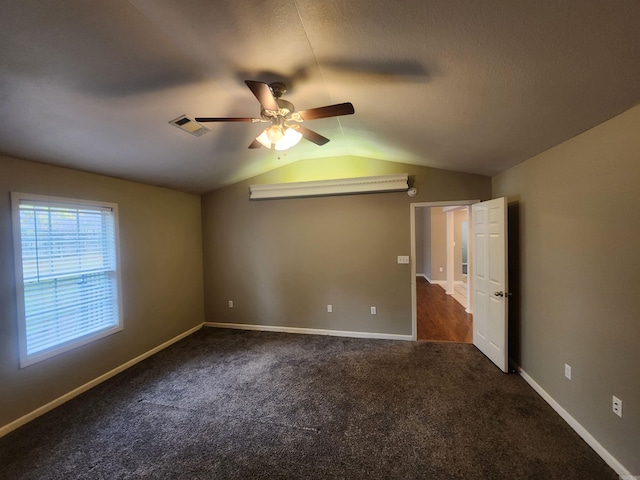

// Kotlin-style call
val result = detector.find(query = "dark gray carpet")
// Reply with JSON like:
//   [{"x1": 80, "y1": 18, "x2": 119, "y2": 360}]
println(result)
[{"x1": 0, "y1": 328, "x2": 618, "y2": 479}]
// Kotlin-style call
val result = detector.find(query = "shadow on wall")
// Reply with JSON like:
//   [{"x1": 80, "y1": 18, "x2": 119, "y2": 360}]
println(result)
[{"x1": 507, "y1": 200, "x2": 521, "y2": 367}]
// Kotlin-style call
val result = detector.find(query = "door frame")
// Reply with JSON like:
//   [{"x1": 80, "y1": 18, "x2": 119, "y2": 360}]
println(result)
[{"x1": 410, "y1": 200, "x2": 480, "y2": 340}]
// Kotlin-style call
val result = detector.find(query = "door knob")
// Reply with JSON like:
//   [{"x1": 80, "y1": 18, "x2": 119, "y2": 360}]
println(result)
[{"x1": 494, "y1": 291, "x2": 504, "y2": 297}]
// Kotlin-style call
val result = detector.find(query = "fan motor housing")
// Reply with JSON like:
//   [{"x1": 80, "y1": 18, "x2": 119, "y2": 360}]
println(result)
[
  {"x1": 269, "y1": 82, "x2": 287, "y2": 98},
  {"x1": 275, "y1": 98, "x2": 294, "y2": 115}
]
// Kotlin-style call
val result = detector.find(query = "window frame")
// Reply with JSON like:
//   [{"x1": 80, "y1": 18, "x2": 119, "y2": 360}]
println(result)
[{"x1": 11, "y1": 192, "x2": 124, "y2": 368}]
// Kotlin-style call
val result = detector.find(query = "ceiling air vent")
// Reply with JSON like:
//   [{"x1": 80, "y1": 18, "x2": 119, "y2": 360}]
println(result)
[{"x1": 169, "y1": 115, "x2": 211, "y2": 137}]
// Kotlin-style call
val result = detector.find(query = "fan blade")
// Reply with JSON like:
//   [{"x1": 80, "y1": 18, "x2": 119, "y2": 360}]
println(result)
[
  {"x1": 248, "y1": 138, "x2": 263, "y2": 149},
  {"x1": 195, "y1": 117, "x2": 261, "y2": 123},
  {"x1": 297, "y1": 102, "x2": 354, "y2": 121},
  {"x1": 297, "y1": 126, "x2": 330, "y2": 146},
  {"x1": 245, "y1": 80, "x2": 280, "y2": 111}
]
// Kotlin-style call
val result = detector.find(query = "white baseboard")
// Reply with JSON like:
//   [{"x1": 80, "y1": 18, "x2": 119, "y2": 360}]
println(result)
[
  {"x1": 0, "y1": 324, "x2": 203, "y2": 439},
  {"x1": 204, "y1": 322, "x2": 413, "y2": 341},
  {"x1": 419, "y1": 276, "x2": 466, "y2": 288},
  {"x1": 428, "y1": 279, "x2": 466, "y2": 286},
  {"x1": 515, "y1": 365, "x2": 632, "y2": 478}
]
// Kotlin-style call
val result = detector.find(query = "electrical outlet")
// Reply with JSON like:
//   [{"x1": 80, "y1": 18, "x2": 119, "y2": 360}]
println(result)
[
  {"x1": 612, "y1": 396, "x2": 623, "y2": 418},
  {"x1": 327, "y1": 304, "x2": 332, "y2": 313},
  {"x1": 370, "y1": 306, "x2": 377, "y2": 315},
  {"x1": 228, "y1": 300, "x2": 233, "y2": 308},
  {"x1": 439, "y1": 267, "x2": 443, "y2": 272},
  {"x1": 564, "y1": 364, "x2": 571, "y2": 380}
]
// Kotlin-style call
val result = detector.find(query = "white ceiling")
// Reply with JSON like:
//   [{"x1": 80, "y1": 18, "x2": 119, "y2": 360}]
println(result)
[{"x1": 1, "y1": 1, "x2": 640, "y2": 193}]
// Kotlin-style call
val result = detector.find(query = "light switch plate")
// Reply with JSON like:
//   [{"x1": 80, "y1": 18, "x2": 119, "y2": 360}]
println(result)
[{"x1": 397, "y1": 255, "x2": 410, "y2": 264}]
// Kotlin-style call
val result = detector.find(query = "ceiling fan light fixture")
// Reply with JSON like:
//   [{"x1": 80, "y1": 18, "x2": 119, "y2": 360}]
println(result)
[
  {"x1": 275, "y1": 127, "x2": 303, "y2": 150},
  {"x1": 256, "y1": 129, "x2": 272, "y2": 148},
  {"x1": 265, "y1": 124, "x2": 285, "y2": 144},
  {"x1": 256, "y1": 125, "x2": 303, "y2": 150}
]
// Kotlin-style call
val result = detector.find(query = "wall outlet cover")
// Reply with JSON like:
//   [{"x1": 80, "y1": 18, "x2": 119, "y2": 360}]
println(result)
[{"x1": 612, "y1": 396, "x2": 623, "y2": 418}]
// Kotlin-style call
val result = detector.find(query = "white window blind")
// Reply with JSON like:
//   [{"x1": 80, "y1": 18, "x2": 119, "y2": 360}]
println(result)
[{"x1": 12, "y1": 193, "x2": 122, "y2": 367}]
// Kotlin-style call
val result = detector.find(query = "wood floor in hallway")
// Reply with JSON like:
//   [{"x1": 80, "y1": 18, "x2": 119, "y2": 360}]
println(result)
[{"x1": 417, "y1": 276, "x2": 473, "y2": 343}]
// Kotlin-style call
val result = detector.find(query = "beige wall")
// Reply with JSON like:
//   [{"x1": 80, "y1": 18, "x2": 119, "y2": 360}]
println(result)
[
  {"x1": 0, "y1": 155, "x2": 205, "y2": 428},
  {"x1": 202, "y1": 156, "x2": 491, "y2": 335},
  {"x1": 493, "y1": 105, "x2": 640, "y2": 474},
  {"x1": 427, "y1": 208, "x2": 467, "y2": 283},
  {"x1": 414, "y1": 207, "x2": 467, "y2": 283}
]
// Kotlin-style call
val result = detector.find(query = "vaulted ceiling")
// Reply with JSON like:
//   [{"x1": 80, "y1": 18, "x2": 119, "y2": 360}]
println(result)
[{"x1": 1, "y1": 1, "x2": 640, "y2": 193}]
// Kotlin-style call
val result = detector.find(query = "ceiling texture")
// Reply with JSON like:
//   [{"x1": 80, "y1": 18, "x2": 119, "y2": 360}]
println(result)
[{"x1": 1, "y1": 1, "x2": 640, "y2": 193}]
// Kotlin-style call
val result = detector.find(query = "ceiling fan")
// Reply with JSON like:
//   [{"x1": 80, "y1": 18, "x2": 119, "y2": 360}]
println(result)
[{"x1": 195, "y1": 81, "x2": 355, "y2": 150}]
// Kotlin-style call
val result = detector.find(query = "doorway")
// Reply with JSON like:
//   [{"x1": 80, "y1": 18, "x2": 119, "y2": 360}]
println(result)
[{"x1": 410, "y1": 201, "x2": 477, "y2": 342}]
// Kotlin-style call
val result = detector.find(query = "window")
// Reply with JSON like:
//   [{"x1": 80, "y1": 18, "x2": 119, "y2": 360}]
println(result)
[{"x1": 11, "y1": 193, "x2": 123, "y2": 367}]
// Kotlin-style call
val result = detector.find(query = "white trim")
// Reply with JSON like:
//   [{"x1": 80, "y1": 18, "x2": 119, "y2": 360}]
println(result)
[
  {"x1": 250, "y1": 173, "x2": 408, "y2": 200},
  {"x1": 420, "y1": 275, "x2": 459, "y2": 286},
  {"x1": 515, "y1": 365, "x2": 633, "y2": 478},
  {"x1": 421, "y1": 280, "x2": 465, "y2": 287},
  {"x1": 204, "y1": 322, "x2": 413, "y2": 341},
  {"x1": 441, "y1": 205, "x2": 468, "y2": 213},
  {"x1": 0, "y1": 324, "x2": 202, "y2": 439},
  {"x1": 411, "y1": 200, "x2": 481, "y2": 208},
  {"x1": 463, "y1": 206, "x2": 472, "y2": 313},
  {"x1": 410, "y1": 206, "x2": 418, "y2": 340}
]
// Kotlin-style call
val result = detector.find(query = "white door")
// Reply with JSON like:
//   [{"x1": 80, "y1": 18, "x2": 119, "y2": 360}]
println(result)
[{"x1": 472, "y1": 197, "x2": 508, "y2": 372}]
